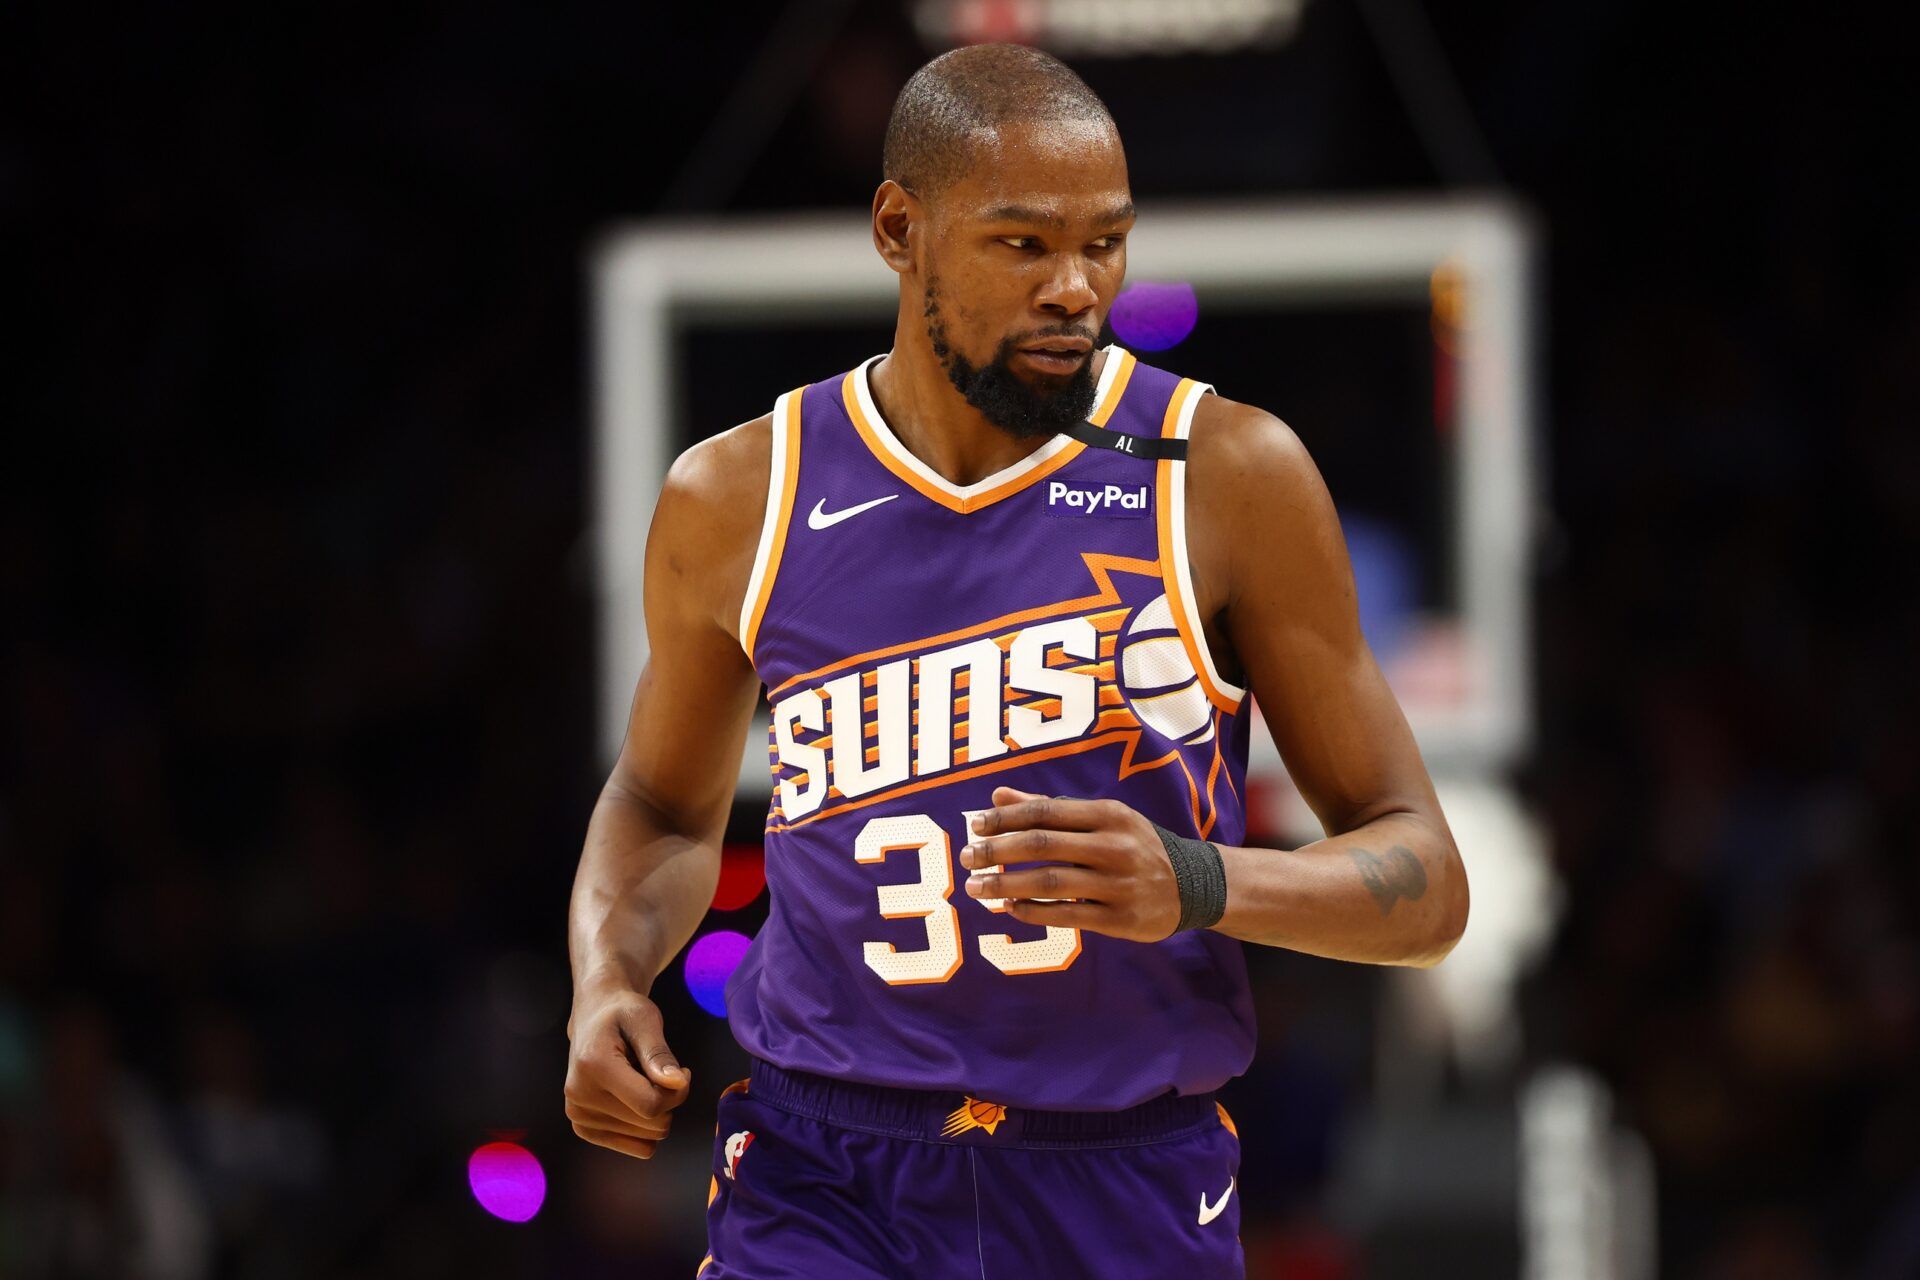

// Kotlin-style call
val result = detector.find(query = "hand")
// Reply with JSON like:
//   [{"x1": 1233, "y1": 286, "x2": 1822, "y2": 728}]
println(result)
[
  {"x1": 564, "y1": 984, "x2": 692, "y2": 1159},
  {"x1": 960, "y1": 785, "x2": 1182, "y2": 943}
]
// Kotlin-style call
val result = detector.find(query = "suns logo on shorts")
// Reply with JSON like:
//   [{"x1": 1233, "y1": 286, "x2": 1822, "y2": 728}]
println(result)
[
  {"x1": 723, "y1": 1129, "x2": 754, "y2": 1179},
  {"x1": 764, "y1": 553, "x2": 1235, "y2": 837},
  {"x1": 940, "y1": 1096, "x2": 1008, "y2": 1137}
]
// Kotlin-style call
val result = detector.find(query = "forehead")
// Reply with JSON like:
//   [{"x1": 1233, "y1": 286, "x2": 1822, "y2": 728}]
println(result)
[{"x1": 938, "y1": 119, "x2": 1132, "y2": 225}]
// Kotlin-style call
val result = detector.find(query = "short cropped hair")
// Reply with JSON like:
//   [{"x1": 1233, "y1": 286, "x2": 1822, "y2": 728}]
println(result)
[{"x1": 881, "y1": 43, "x2": 1117, "y2": 199}]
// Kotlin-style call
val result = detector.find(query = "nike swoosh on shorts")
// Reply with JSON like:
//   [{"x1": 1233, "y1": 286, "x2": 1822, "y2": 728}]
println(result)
[{"x1": 1198, "y1": 1177, "x2": 1235, "y2": 1225}]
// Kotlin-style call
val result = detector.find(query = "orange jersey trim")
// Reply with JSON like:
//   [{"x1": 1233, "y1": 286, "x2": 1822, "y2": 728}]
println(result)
[
  {"x1": 740, "y1": 388, "x2": 806, "y2": 664},
  {"x1": 840, "y1": 348, "x2": 1136, "y2": 516}
]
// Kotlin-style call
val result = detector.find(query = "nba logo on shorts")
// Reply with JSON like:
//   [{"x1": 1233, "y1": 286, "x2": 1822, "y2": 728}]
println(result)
[{"x1": 723, "y1": 1130, "x2": 754, "y2": 1179}]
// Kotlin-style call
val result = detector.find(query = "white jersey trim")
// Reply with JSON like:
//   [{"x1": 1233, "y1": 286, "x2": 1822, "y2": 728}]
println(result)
[
  {"x1": 849, "y1": 343, "x2": 1129, "y2": 504},
  {"x1": 738, "y1": 389, "x2": 796, "y2": 662}
]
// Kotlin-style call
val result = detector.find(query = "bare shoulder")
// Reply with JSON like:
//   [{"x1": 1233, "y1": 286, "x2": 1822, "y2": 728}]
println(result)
[
  {"x1": 1184, "y1": 391, "x2": 1323, "y2": 503},
  {"x1": 1181, "y1": 391, "x2": 1346, "y2": 624},
  {"x1": 660, "y1": 411, "x2": 774, "y2": 513},
  {"x1": 649, "y1": 411, "x2": 775, "y2": 638}
]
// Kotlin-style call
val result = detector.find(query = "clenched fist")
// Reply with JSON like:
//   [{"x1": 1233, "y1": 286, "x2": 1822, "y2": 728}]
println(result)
[{"x1": 564, "y1": 985, "x2": 692, "y2": 1159}]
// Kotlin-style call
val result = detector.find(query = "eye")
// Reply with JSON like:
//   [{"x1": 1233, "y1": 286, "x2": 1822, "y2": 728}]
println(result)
[
  {"x1": 998, "y1": 236, "x2": 1041, "y2": 251},
  {"x1": 1091, "y1": 235, "x2": 1125, "y2": 251}
]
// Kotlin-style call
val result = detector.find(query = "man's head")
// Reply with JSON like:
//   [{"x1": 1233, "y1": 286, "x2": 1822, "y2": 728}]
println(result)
[{"x1": 875, "y1": 44, "x2": 1133, "y2": 438}]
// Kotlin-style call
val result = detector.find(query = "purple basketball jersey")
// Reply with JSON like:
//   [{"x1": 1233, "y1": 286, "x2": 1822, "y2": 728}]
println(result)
[{"x1": 725, "y1": 344, "x2": 1258, "y2": 1110}]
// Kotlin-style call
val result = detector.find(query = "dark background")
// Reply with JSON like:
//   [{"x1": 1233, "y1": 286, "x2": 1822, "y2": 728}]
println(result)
[{"x1": 4, "y1": 2, "x2": 1915, "y2": 1276}]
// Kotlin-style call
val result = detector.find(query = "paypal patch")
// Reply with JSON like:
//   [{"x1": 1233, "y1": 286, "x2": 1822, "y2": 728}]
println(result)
[{"x1": 1045, "y1": 479, "x2": 1153, "y2": 518}]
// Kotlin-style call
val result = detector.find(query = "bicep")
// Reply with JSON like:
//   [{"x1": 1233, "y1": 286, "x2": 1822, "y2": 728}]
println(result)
[
  {"x1": 607, "y1": 452, "x2": 766, "y2": 839},
  {"x1": 1219, "y1": 422, "x2": 1439, "y2": 836}
]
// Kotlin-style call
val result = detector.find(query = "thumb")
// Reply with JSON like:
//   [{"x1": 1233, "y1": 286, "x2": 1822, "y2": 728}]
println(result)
[
  {"x1": 621, "y1": 1002, "x2": 691, "y2": 1090},
  {"x1": 991, "y1": 785, "x2": 1042, "y2": 805},
  {"x1": 637, "y1": 1042, "x2": 690, "y2": 1090}
]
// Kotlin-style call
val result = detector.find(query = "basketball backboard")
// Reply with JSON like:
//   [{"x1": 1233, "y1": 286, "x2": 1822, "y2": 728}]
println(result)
[{"x1": 592, "y1": 198, "x2": 1541, "y2": 810}]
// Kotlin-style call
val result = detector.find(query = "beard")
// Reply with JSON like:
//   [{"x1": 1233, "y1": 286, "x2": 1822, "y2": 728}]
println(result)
[{"x1": 924, "y1": 281, "x2": 1100, "y2": 440}]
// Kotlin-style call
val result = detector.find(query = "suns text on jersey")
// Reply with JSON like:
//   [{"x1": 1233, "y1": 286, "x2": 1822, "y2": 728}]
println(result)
[{"x1": 770, "y1": 614, "x2": 1110, "y2": 822}]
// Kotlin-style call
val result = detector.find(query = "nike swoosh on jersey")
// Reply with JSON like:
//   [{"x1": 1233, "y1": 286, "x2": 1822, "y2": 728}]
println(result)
[
  {"x1": 807, "y1": 494, "x2": 899, "y2": 530},
  {"x1": 1197, "y1": 1177, "x2": 1235, "y2": 1225}
]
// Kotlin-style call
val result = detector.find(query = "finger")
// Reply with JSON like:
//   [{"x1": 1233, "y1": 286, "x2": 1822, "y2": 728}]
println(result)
[
  {"x1": 971, "y1": 790, "x2": 1111, "y2": 837},
  {"x1": 619, "y1": 1008, "x2": 693, "y2": 1093},
  {"x1": 961, "y1": 827, "x2": 1106, "y2": 870},
  {"x1": 582, "y1": 1040, "x2": 683, "y2": 1121},
  {"x1": 571, "y1": 1109, "x2": 671, "y2": 1143},
  {"x1": 1004, "y1": 898, "x2": 1111, "y2": 930},
  {"x1": 573, "y1": 1124, "x2": 661, "y2": 1160},
  {"x1": 567, "y1": 1098, "x2": 672, "y2": 1140},
  {"x1": 965, "y1": 863, "x2": 1106, "y2": 903}
]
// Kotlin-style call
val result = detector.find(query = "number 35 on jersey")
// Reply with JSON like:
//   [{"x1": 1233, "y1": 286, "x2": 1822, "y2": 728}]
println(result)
[{"x1": 855, "y1": 810, "x2": 1080, "y2": 986}]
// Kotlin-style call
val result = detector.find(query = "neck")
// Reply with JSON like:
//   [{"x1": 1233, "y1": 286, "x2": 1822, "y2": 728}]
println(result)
[{"x1": 868, "y1": 320, "x2": 1106, "y2": 489}]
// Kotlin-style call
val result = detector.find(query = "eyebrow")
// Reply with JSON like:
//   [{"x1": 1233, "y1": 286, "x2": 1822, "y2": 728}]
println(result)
[{"x1": 978, "y1": 201, "x2": 1135, "y2": 229}]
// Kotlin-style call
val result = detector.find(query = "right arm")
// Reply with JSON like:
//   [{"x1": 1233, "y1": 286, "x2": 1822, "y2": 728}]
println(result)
[{"x1": 564, "y1": 415, "x2": 771, "y2": 1159}]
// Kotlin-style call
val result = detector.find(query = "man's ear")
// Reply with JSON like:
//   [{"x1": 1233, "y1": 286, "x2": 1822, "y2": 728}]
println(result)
[{"x1": 872, "y1": 180, "x2": 918, "y2": 275}]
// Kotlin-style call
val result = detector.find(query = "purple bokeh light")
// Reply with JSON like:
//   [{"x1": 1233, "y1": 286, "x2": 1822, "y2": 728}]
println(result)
[
  {"x1": 1109, "y1": 281, "x2": 1198, "y2": 351},
  {"x1": 684, "y1": 929, "x2": 753, "y2": 1017},
  {"x1": 468, "y1": 1141, "x2": 546, "y2": 1223}
]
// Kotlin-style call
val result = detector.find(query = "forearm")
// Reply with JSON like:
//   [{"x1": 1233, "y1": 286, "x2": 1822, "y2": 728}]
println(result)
[
  {"x1": 568, "y1": 782, "x2": 724, "y2": 1006},
  {"x1": 1210, "y1": 809, "x2": 1466, "y2": 967}
]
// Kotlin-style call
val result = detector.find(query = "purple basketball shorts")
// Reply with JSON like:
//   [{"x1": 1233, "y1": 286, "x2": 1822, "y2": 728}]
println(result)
[{"x1": 697, "y1": 1057, "x2": 1245, "y2": 1279}]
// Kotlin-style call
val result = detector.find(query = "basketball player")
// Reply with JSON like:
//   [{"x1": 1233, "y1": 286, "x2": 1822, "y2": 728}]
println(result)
[{"x1": 566, "y1": 43, "x2": 1468, "y2": 1279}]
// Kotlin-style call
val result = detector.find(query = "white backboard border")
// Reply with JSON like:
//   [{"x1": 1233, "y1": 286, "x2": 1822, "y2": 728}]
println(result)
[{"x1": 592, "y1": 197, "x2": 1541, "y2": 797}]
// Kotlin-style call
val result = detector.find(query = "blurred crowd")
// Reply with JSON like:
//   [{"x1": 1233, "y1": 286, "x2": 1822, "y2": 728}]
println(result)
[
  {"x1": 5, "y1": 2, "x2": 1912, "y2": 1276},
  {"x1": 1528, "y1": 233, "x2": 1920, "y2": 1274}
]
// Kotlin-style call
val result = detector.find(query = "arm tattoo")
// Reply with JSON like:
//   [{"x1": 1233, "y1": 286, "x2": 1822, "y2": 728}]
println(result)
[{"x1": 1350, "y1": 845, "x2": 1427, "y2": 917}]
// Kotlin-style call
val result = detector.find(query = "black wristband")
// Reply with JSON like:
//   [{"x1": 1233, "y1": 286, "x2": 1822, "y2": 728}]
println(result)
[{"x1": 1150, "y1": 821, "x2": 1228, "y2": 933}]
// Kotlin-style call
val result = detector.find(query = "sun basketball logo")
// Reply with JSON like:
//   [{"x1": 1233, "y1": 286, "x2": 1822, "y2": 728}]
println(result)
[
  {"x1": 941, "y1": 1096, "x2": 1008, "y2": 1137},
  {"x1": 1116, "y1": 593, "x2": 1215, "y2": 746}
]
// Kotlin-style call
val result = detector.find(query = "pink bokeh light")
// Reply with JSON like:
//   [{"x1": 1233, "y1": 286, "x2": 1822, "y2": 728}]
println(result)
[{"x1": 468, "y1": 1141, "x2": 546, "y2": 1223}]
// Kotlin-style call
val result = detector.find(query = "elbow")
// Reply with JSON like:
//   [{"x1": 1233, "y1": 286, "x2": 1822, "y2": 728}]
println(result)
[{"x1": 1411, "y1": 843, "x2": 1470, "y2": 968}]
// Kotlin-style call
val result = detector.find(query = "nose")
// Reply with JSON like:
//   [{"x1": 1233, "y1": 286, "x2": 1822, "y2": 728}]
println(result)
[{"x1": 1035, "y1": 252, "x2": 1098, "y2": 319}]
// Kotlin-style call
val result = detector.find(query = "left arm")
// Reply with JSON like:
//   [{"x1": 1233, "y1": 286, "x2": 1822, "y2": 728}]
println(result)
[
  {"x1": 1190, "y1": 395, "x2": 1467, "y2": 967},
  {"x1": 961, "y1": 397, "x2": 1468, "y2": 968}
]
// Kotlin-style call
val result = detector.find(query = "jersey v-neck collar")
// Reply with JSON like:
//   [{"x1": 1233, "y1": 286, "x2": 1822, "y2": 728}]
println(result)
[{"x1": 841, "y1": 343, "x2": 1137, "y2": 515}]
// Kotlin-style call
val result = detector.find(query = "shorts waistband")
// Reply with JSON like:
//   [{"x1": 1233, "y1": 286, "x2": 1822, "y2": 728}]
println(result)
[{"x1": 743, "y1": 1057, "x2": 1222, "y2": 1149}]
